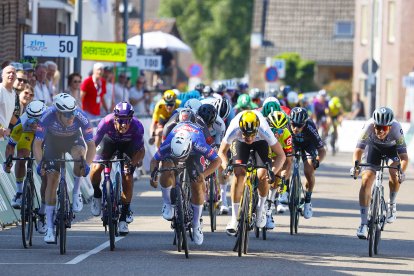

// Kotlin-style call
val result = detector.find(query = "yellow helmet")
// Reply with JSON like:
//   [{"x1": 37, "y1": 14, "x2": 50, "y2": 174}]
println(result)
[
  {"x1": 239, "y1": 111, "x2": 260, "y2": 136},
  {"x1": 267, "y1": 111, "x2": 288, "y2": 129},
  {"x1": 329, "y1": 96, "x2": 341, "y2": 109},
  {"x1": 163, "y1": 90, "x2": 177, "y2": 104}
]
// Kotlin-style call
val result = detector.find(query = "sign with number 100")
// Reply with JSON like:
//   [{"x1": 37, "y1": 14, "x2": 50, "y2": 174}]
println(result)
[{"x1": 24, "y1": 34, "x2": 78, "y2": 58}]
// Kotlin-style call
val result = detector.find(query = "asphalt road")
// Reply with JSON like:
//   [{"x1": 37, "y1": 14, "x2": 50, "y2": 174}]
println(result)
[{"x1": 0, "y1": 152, "x2": 413, "y2": 275}]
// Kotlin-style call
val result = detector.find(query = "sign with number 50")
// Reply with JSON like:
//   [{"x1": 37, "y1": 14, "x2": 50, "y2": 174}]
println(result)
[{"x1": 24, "y1": 34, "x2": 78, "y2": 58}]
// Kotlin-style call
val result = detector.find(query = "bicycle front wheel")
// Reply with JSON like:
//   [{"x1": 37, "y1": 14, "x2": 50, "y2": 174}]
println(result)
[
  {"x1": 209, "y1": 176, "x2": 217, "y2": 232},
  {"x1": 175, "y1": 186, "x2": 189, "y2": 258},
  {"x1": 236, "y1": 186, "x2": 249, "y2": 257},
  {"x1": 289, "y1": 174, "x2": 299, "y2": 235},
  {"x1": 59, "y1": 181, "x2": 67, "y2": 255},
  {"x1": 21, "y1": 178, "x2": 34, "y2": 248},
  {"x1": 106, "y1": 180, "x2": 116, "y2": 251},
  {"x1": 368, "y1": 187, "x2": 379, "y2": 257}
]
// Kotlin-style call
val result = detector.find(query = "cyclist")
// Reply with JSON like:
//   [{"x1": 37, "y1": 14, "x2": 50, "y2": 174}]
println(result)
[
  {"x1": 286, "y1": 91, "x2": 300, "y2": 109},
  {"x1": 149, "y1": 125, "x2": 222, "y2": 246},
  {"x1": 249, "y1": 88, "x2": 262, "y2": 106},
  {"x1": 265, "y1": 111, "x2": 293, "y2": 228},
  {"x1": 4, "y1": 101, "x2": 46, "y2": 210},
  {"x1": 350, "y1": 107, "x2": 408, "y2": 239},
  {"x1": 261, "y1": 98, "x2": 290, "y2": 117},
  {"x1": 233, "y1": 94, "x2": 258, "y2": 114},
  {"x1": 200, "y1": 85, "x2": 214, "y2": 99},
  {"x1": 183, "y1": 98, "x2": 202, "y2": 113},
  {"x1": 288, "y1": 107, "x2": 326, "y2": 219},
  {"x1": 149, "y1": 90, "x2": 181, "y2": 148},
  {"x1": 311, "y1": 90, "x2": 329, "y2": 140},
  {"x1": 327, "y1": 96, "x2": 343, "y2": 154},
  {"x1": 218, "y1": 110, "x2": 286, "y2": 235},
  {"x1": 89, "y1": 102, "x2": 145, "y2": 235},
  {"x1": 33, "y1": 93, "x2": 96, "y2": 243}
]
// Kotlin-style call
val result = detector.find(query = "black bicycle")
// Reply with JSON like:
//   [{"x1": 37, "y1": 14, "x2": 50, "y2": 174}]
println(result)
[
  {"x1": 6, "y1": 154, "x2": 41, "y2": 248},
  {"x1": 152, "y1": 163, "x2": 193, "y2": 259},
  {"x1": 206, "y1": 168, "x2": 219, "y2": 232},
  {"x1": 352, "y1": 157, "x2": 401, "y2": 257},
  {"x1": 93, "y1": 152, "x2": 125, "y2": 251}
]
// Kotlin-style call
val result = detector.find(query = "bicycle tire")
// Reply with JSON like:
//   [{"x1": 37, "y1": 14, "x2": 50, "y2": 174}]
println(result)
[
  {"x1": 114, "y1": 171, "x2": 122, "y2": 236},
  {"x1": 176, "y1": 185, "x2": 189, "y2": 258},
  {"x1": 59, "y1": 180, "x2": 67, "y2": 255},
  {"x1": 21, "y1": 178, "x2": 34, "y2": 248},
  {"x1": 374, "y1": 196, "x2": 386, "y2": 255},
  {"x1": 295, "y1": 177, "x2": 302, "y2": 234},
  {"x1": 262, "y1": 226, "x2": 267, "y2": 240},
  {"x1": 105, "y1": 179, "x2": 115, "y2": 251},
  {"x1": 289, "y1": 173, "x2": 298, "y2": 235},
  {"x1": 368, "y1": 187, "x2": 379, "y2": 257},
  {"x1": 209, "y1": 176, "x2": 216, "y2": 232},
  {"x1": 243, "y1": 189, "x2": 250, "y2": 255},
  {"x1": 238, "y1": 186, "x2": 250, "y2": 256}
]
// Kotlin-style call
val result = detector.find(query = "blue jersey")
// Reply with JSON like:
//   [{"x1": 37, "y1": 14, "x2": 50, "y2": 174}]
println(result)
[
  {"x1": 35, "y1": 106, "x2": 94, "y2": 142},
  {"x1": 154, "y1": 122, "x2": 218, "y2": 161},
  {"x1": 179, "y1": 90, "x2": 201, "y2": 107}
]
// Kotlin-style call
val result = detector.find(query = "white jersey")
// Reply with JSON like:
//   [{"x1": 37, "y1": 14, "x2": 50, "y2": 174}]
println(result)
[
  {"x1": 223, "y1": 110, "x2": 277, "y2": 146},
  {"x1": 209, "y1": 116, "x2": 226, "y2": 145}
]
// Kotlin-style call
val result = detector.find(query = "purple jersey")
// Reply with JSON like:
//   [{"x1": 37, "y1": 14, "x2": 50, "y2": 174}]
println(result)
[
  {"x1": 35, "y1": 106, "x2": 93, "y2": 142},
  {"x1": 312, "y1": 99, "x2": 328, "y2": 119},
  {"x1": 154, "y1": 122, "x2": 218, "y2": 161},
  {"x1": 94, "y1": 113, "x2": 144, "y2": 150}
]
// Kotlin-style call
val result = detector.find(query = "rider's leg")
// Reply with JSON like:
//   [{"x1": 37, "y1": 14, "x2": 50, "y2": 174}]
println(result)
[
  {"x1": 71, "y1": 145, "x2": 86, "y2": 194},
  {"x1": 231, "y1": 167, "x2": 245, "y2": 223},
  {"x1": 359, "y1": 170, "x2": 375, "y2": 225},
  {"x1": 15, "y1": 149, "x2": 30, "y2": 193},
  {"x1": 159, "y1": 160, "x2": 175, "y2": 205},
  {"x1": 303, "y1": 159, "x2": 315, "y2": 201},
  {"x1": 45, "y1": 171, "x2": 60, "y2": 233}
]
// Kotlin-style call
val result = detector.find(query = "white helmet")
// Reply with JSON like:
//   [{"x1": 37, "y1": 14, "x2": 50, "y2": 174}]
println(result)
[
  {"x1": 262, "y1": 97, "x2": 280, "y2": 107},
  {"x1": 53, "y1": 93, "x2": 77, "y2": 113},
  {"x1": 287, "y1": 91, "x2": 299, "y2": 105},
  {"x1": 318, "y1": 89, "x2": 327, "y2": 97},
  {"x1": 212, "y1": 97, "x2": 231, "y2": 120},
  {"x1": 184, "y1": 98, "x2": 202, "y2": 112},
  {"x1": 171, "y1": 130, "x2": 192, "y2": 159},
  {"x1": 26, "y1": 100, "x2": 46, "y2": 118}
]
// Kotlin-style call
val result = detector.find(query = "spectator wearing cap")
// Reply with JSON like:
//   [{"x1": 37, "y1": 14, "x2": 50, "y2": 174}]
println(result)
[
  {"x1": 33, "y1": 63, "x2": 52, "y2": 105},
  {"x1": 80, "y1": 63, "x2": 108, "y2": 118},
  {"x1": 65, "y1": 72, "x2": 82, "y2": 105},
  {"x1": 129, "y1": 75, "x2": 149, "y2": 115},
  {"x1": 0, "y1": 65, "x2": 17, "y2": 138}
]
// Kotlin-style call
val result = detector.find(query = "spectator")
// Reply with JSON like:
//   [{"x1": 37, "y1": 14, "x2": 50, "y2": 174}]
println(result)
[
  {"x1": 45, "y1": 60, "x2": 59, "y2": 95},
  {"x1": 350, "y1": 93, "x2": 366, "y2": 119},
  {"x1": 129, "y1": 75, "x2": 149, "y2": 115},
  {"x1": 80, "y1": 62, "x2": 108, "y2": 119},
  {"x1": 9, "y1": 69, "x2": 29, "y2": 127},
  {"x1": 14, "y1": 70, "x2": 28, "y2": 93},
  {"x1": 65, "y1": 72, "x2": 82, "y2": 105},
  {"x1": 103, "y1": 66, "x2": 115, "y2": 110},
  {"x1": 18, "y1": 84, "x2": 34, "y2": 114},
  {"x1": 33, "y1": 63, "x2": 52, "y2": 105},
  {"x1": 115, "y1": 72, "x2": 130, "y2": 103},
  {"x1": 154, "y1": 48, "x2": 176, "y2": 88},
  {"x1": 0, "y1": 65, "x2": 17, "y2": 138}
]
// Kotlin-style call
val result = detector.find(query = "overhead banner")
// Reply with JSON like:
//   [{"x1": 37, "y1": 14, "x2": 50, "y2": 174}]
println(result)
[{"x1": 82, "y1": 41, "x2": 127, "y2": 62}]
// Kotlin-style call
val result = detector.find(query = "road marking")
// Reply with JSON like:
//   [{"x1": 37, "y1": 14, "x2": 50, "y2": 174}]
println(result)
[{"x1": 66, "y1": 237, "x2": 124, "y2": 264}]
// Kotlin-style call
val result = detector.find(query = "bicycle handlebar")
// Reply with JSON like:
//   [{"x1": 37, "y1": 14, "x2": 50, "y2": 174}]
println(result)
[
  {"x1": 224, "y1": 162, "x2": 275, "y2": 184},
  {"x1": 151, "y1": 166, "x2": 186, "y2": 182},
  {"x1": 352, "y1": 160, "x2": 402, "y2": 182}
]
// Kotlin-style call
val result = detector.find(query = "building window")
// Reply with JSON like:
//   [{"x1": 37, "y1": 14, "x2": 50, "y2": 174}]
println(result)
[
  {"x1": 361, "y1": 5, "x2": 368, "y2": 45},
  {"x1": 387, "y1": 1, "x2": 396, "y2": 43},
  {"x1": 335, "y1": 21, "x2": 354, "y2": 38}
]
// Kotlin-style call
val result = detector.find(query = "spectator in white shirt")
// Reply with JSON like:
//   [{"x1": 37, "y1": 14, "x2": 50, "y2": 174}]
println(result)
[
  {"x1": 0, "y1": 65, "x2": 17, "y2": 138},
  {"x1": 45, "y1": 60, "x2": 59, "y2": 95},
  {"x1": 129, "y1": 75, "x2": 149, "y2": 115},
  {"x1": 34, "y1": 64, "x2": 52, "y2": 105}
]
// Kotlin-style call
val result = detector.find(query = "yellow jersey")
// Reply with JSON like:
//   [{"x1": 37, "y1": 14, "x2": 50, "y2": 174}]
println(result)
[
  {"x1": 9, "y1": 114, "x2": 36, "y2": 151},
  {"x1": 152, "y1": 99, "x2": 181, "y2": 125}
]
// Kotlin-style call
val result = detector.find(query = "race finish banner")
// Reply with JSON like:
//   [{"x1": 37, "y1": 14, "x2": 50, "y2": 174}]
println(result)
[
  {"x1": 23, "y1": 34, "x2": 78, "y2": 58},
  {"x1": 82, "y1": 41, "x2": 127, "y2": 62}
]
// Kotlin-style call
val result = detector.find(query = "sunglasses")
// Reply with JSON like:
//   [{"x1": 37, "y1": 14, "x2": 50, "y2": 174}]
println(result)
[
  {"x1": 17, "y1": 78, "x2": 28, "y2": 83},
  {"x1": 166, "y1": 103, "x2": 175, "y2": 107},
  {"x1": 24, "y1": 91, "x2": 34, "y2": 97},
  {"x1": 115, "y1": 117, "x2": 132, "y2": 125},
  {"x1": 61, "y1": 111, "x2": 75, "y2": 118},
  {"x1": 374, "y1": 125, "x2": 390, "y2": 132},
  {"x1": 73, "y1": 80, "x2": 81, "y2": 83},
  {"x1": 291, "y1": 122, "x2": 305, "y2": 128}
]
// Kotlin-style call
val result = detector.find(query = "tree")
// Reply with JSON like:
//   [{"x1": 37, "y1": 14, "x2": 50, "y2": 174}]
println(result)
[
  {"x1": 159, "y1": 0, "x2": 253, "y2": 79},
  {"x1": 323, "y1": 80, "x2": 353, "y2": 111},
  {"x1": 275, "y1": 52, "x2": 317, "y2": 92}
]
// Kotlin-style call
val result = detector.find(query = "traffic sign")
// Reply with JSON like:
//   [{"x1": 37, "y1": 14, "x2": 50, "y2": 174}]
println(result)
[
  {"x1": 274, "y1": 59, "x2": 286, "y2": 78},
  {"x1": 265, "y1": 66, "x2": 278, "y2": 82},
  {"x1": 362, "y1": 59, "x2": 379, "y2": 75},
  {"x1": 127, "y1": 45, "x2": 162, "y2": 71},
  {"x1": 23, "y1": 34, "x2": 78, "y2": 58},
  {"x1": 188, "y1": 64, "x2": 203, "y2": 77},
  {"x1": 82, "y1": 41, "x2": 127, "y2": 62}
]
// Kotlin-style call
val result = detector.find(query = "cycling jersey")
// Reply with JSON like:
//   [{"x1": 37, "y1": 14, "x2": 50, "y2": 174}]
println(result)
[
  {"x1": 154, "y1": 122, "x2": 218, "y2": 162},
  {"x1": 312, "y1": 99, "x2": 329, "y2": 120},
  {"x1": 223, "y1": 110, "x2": 277, "y2": 146},
  {"x1": 329, "y1": 105, "x2": 342, "y2": 117},
  {"x1": 8, "y1": 113, "x2": 36, "y2": 151},
  {"x1": 270, "y1": 127, "x2": 293, "y2": 155},
  {"x1": 356, "y1": 118, "x2": 407, "y2": 154},
  {"x1": 178, "y1": 90, "x2": 201, "y2": 106},
  {"x1": 209, "y1": 116, "x2": 226, "y2": 146},
  {"x1": 288, "y1": 119, "x2": 324, "y2": 150},
  {"x1": 35, "y1": 107, "x2": 93, "y2": 142},
  {"x1": 152, "y1": 99, "x2": 181, "y2": 125},
  {"x1": 94, "y1": 113, "x2": 144, "y2": 150}
]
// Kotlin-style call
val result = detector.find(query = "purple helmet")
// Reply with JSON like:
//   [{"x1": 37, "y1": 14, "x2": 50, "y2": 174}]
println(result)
[{"x1": 114, "y1": 101, "x2": 134, "y2": 117}]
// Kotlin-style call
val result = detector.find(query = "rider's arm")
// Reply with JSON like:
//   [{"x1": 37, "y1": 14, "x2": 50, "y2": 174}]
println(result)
[
  {"x1": 270, "y1": 142, "x2": 286, "y2": 174},
  {"x1": 85, "y1": 140, "x2": 96, "y2": 165},
  {"x1": 353, "y1": 147, "x2": 364, "y2": 165},
  {"x1": 316, "y1": 146, "x2": 326, "y2": 163},
  {"x1": 399, "y1": 153, "x2": 409, "y2": 173},
  {"x1": 150, "y1": 157, "x2": 160, "y2": 173},
  {"x1": 218, "y1": 142, "x2": 231, "y2": 170},
  {"x1": 204, "y1": 156, "x2": 221, "y2": 177},
  {"x1": 33, "y1": 139, "x2": 43, "y2": 164}
]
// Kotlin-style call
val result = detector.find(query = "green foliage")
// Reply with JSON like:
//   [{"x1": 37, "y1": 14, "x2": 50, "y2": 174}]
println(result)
[
  {"x1": 323, "y1": 80, "x2": 353, "y2": 111},
  {"x1": 275, "y1": 52, "x2": 317, "y2": 92},
  {"x1": 159, "y1": 0, "x2": 253, "y2": 79}
]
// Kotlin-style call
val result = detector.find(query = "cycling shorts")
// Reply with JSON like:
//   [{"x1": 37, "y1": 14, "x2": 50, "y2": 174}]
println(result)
[
  {"x1": 163, "y1": 154, "x2": 205, "y2": 181},
  {"x1": 16, "y1": 132, "x2": 35, "y2": 152},
  {"x1": 363, "y1": 144, "x2": 399, "y2": 172},
  {"x1": 95, "y1": 134, "x2": 142, "y2": 161},
  {"x1": 230, "y1": 140, "x2": 271, "y2": 166},
  {"x1": 294, "y1": 144, "x2": 318, "y2": 163}
]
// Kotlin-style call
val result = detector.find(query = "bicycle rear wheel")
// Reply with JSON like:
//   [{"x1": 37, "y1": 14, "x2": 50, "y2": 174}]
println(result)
[
  {"x1": 209, "y1": 176, "x2": 217, "y2": 232},
  {"x1": 368, "y1": 188, "x2": 379, "y2": 257},
  {"x1": 114, "y1": 171, "x2": 122, "y2": 236},
  {"x1": 105, "y1": 180, "x2": 116, "y2": 251},
  {"x1": 59, "y1": 181, "x2": 67, "y2": 255},
  {"x1": 289, "y1": 174, "x2": 299, "y2": 235},
  {"x1": 21, "y1": 178, "x2": 34, "y2": 248},
  {"x1": 176, "y1": 186, "x2": 189, "y2": 258}
]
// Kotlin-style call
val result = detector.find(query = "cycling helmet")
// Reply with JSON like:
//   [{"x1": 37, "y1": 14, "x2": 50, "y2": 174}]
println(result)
[
  {"x1": 237, "y1": 94, "x2": 251, "y2": 109},
  {"x1": 329, "y1": 96, "x2": 341, "y2": 110},
  {"x1": 249, "y1": 88, "x2": 261, "y2": 100},
  {"x1": 197, "y1": 104, "x2": 217, "y2": 126},
  {"x1": 266, "y1": 88, "x2": 278, "y2": 98},
  {"x1": 214, "y1": 82, "x2": 226, "y2": 94},
  {"x1": 239, "y1": 111, "x2": 260, "y2": 136},
  {"x1": 171, "y1": 130, "x2": 192, "y2": 159},
  {"x1": 194, "y1": 83, "x2": 205, "y2": 93},
  {"x1": 114, "y1": 101, "x2": 134, "y2": 117},
  {"x1": 318, "y1": 89, "x2": 327, "y2": 97},
  {"x1": 238, "y1": 82, "x2": 249, "y2": 91},
  {"x1": 373, "y1": 107, "x2": 394, "y2": 126},
  {"x1": 178, "y1": 108, "x2": 196, "y2": 123},
  {"x1": 290, "y1": 107, "x2": 309, "y2": 125},
  {"x1": 184, "y1": 98, "x2": 202, "y2": 112},
  {"x1": 202, "y1": 85, "x2": 214, "y2": 97},
  {"x1": 262, "y1": 97, "x2": 280, "y2": 107},
  {"x1": 213, "y1": 97, "x2": 231, "y2": 120},
  {"x1": 267, "y1": 111, "x2": 288, "y2": 129},
  {"x1": 280, "y1": 85, "x2": 292, "y2": 98},
  {"x1": 163, "y1": 90, "x2": 177, "y2": 104},
  {"x1": 26, "y1": 100, "x2": 46, "y2": 118},
  {"x1": 287, "y1": 91, "x2": 299, "y2": 106},
  {"x1": 53, "y1": 93, "x2": 77, "y2": 113},
  {"x1": 262, "y1": 101, "x2": 281, "y2": 117}
]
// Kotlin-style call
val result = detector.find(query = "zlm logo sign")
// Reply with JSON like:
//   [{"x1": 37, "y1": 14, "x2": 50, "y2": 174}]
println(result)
[{"x1": 27, "y1": 39, "x2": 47, "y2": 53}]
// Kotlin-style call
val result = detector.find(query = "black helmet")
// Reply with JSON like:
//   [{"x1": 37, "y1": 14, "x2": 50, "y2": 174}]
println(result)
[
  {"x1": 202, "y1": 85, "x2": 214, "y2": 97},
  {"x1": 195, "y1": 83, "x2": 205, "y2": 93},
  {"x1": 197, "y1": 104, "x2": 217, "y2": 126},
  {"x1": 290, "y1": 107, "x2": 308, "y2": 125}
]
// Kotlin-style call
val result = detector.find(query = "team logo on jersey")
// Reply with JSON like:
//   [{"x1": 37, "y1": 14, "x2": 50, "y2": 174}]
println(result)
[
  {"x1": 285, "y1": 136, "x2": 292, "y2": 146},
  {"x1": 173, "y1": 124, "x2": 199, "y2": 134},
  {"x1": 206, "y1": 148, "x2": 215, "y2": 158},
  {"x1": 194, "y1": 143, "x2": 207, "y2": 153},
  {"x1": 200, "y1": 156, "x2": 206, "y2": 168}
]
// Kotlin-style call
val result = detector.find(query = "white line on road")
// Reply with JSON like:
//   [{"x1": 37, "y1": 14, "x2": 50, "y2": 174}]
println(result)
[{"x1": 66, "y1": 237, "x2": 124, "y2": 264}]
